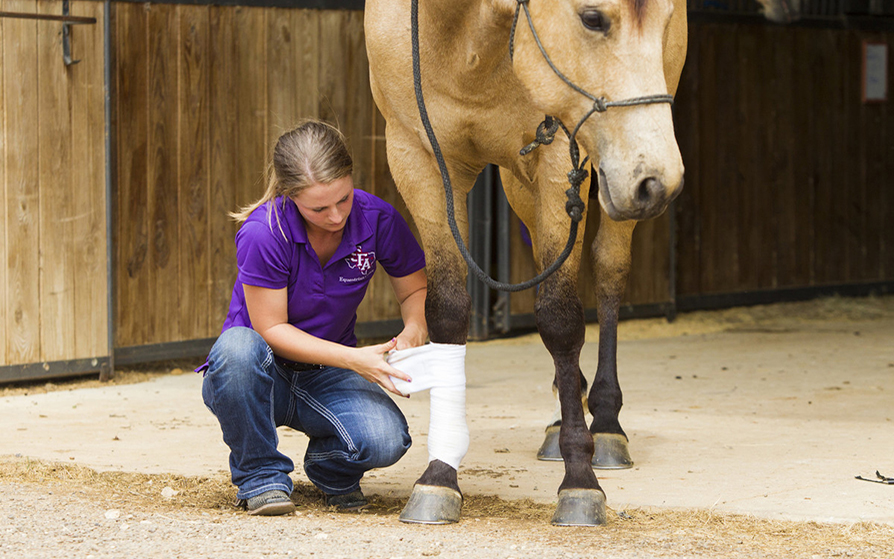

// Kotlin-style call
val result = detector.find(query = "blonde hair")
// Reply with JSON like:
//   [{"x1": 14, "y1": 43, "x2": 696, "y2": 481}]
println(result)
[{"x1": 231, "y1": 119, "x2": 354, "y2": 235}]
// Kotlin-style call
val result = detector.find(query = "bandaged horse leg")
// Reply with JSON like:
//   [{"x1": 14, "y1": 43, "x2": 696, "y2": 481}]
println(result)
[
  {"x1": 389, "y1": 343, "x2": 469, "y2": 469},
  {"x1": 389, "y1": 263, "x2": 469, "y2": 524},
  {"x1": 378, "y1": 121, "x2": 477, "y2": 524},
  {"x1": 388, "y1": 343, "x2": 469, "y2": 524}
]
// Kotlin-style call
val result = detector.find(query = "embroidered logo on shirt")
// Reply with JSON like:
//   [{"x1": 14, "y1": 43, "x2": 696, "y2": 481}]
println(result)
[{"x1": 345, "y1": 247, "x2": 376, "y2": 276}]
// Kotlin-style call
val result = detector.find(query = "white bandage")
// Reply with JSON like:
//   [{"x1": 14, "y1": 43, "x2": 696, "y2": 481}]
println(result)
[{"x1": 388, "y1": 343, "x2": 469, "y2": 470}]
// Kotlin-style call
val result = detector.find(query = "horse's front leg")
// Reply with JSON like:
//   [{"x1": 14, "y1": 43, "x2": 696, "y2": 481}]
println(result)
[
  {"x1": 588, "y1": 212, "x2": 637, "y2": 469},
  {"x1": 383, "y1": 122, "x2": 476, "y2": 525},
  {"x1": 536, "y1": 269, "x2": 606, "y2": 525}
]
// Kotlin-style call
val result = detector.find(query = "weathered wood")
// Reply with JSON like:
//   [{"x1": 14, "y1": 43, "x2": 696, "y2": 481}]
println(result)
[
  {"x1": 844, "y1": 31, "x2": 865, "y2": 283},
  {"x1": 208, "y1": 5, "x2": 239, "y2": 331},
  {"x1": 115, "y1": 1, "x2": 150, "y2": 347},
  {"x1": 295, "y1": 9, "x2": 321, "y2": 120},
  {"x1": 232, "y1": 6, "x2": 268, "y2": 213},
  {"x1": 3, "y1": 0, "x2": 41, "y2": 364},
  {"x1": 38, "y1": 0, "x2": 76, "y2": 361},
  {"x1": 147, "y1": 3, "x2": 182, "y2": 344},
  {"x1": 769, "y1": 27, "x2": 801, "y2": 288},
  {"x1": 735, "y1": 28, "x2": 770, "y2": 290},
  {"x1": 673, "y1": 18, "x2": 701, "y2": 298},
  {"x1": 70, "y1": 0, "x2": 109, "y2": 359},
  {"x1": 693, "y1": 24, "x2": 719, "y2": 294},
  {"x1": 179, "y1": 4, "x2": 211, "y2": 340}
]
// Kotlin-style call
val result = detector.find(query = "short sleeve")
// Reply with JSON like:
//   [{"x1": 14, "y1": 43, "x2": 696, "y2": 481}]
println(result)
[
  {"x1": 376, "y1": 208, "x2": 425, "y2": 278},
  {"x1": 235, "y1": 220, "x2": 292, "y2": 289}
]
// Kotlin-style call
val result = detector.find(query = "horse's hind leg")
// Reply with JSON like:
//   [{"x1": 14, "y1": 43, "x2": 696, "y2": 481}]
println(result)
[
  {"x1": 384, "y1": 123, "x2": 476, "y2": 524},
  {"x1": 588, "y1": 211, "x2": 637, "y2": 469}
]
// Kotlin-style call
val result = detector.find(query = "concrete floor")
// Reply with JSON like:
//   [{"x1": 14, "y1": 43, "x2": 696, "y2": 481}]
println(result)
[{"x1": 2, "y1": 298, "x2": 892, "y2": 525}]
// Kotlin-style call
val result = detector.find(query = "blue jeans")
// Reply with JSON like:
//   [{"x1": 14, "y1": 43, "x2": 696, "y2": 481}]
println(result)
[{"x1": 201, "y1": 327, "x2": 411, "y2": 500}]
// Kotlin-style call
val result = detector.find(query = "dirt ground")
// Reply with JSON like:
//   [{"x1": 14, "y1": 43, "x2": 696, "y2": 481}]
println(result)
[{"x1": 2, "y1": 295, "x2": 893, "y2": 558}]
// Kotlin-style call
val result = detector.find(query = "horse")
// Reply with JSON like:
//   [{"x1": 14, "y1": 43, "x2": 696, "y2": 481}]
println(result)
[{"x1": 366, "y1": 0, "x2": 687, "y2": 526}]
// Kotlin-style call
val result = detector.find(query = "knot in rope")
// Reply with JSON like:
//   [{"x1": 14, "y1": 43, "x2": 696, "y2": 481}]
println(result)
[
  {"x1": 565, "y1": 186, "x2": 585, "y2": 223},
  {"x1": 593, "y1": 97, "x2": 608, "y2": 113},
  {"x1": 564, "y1": 165, "x2": 588, "y2": 223},
  {"x1": 519, "y1": 116, "x2": 560, "y2": 156}
]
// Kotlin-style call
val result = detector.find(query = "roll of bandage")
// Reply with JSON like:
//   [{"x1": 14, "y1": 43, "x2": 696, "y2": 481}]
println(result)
[{"x1": 388, "y1": 343, "x2": 469, "y2": 469}]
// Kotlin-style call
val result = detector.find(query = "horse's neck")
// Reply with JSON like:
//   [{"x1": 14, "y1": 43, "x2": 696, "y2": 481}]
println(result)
[{"x1": 420, "y1": 0, "x2": 513, "y2": 70}]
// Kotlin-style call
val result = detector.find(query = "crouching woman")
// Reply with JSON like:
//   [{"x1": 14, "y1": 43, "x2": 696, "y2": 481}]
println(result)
[{"x1": 201, "y1": 119, "x2": 426, "y2": 515}]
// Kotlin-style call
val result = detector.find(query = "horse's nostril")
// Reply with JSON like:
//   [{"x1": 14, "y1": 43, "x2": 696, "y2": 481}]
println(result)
[{"x1": 636, "y1": 178, "x2": 660, "y2": 204}]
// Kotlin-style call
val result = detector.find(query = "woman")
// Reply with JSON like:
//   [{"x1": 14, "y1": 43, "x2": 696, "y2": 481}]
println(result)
[{"x1": 201, "y1": 120, "x2": 427, "y2": 516}]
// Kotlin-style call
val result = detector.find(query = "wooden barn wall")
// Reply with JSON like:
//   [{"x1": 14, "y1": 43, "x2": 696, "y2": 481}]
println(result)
[
  {"x1": 112, "y1": 2, "x2": 405, "y2": 349},
  {"x1": 673, "y1": 22, "x2": 894, "y2": 297},
  {"x1": 0, "y1": 0, "x2": 109, "y2": 367}
]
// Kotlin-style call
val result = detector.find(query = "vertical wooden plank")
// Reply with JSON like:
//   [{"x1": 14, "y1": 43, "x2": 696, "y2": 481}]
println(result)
[
  {"x1": 318, "y1": 11, "x2": 374, "y2": 190},
  {"x1": 267, "y1": 7, "x2": 298, "y2": 142},
  {"x1": 791, "y1": 28, "x2": 818, "y2": 287},
  {"x1": 208, "y1": 5, "x2": 238, "y2": 332},
  {"x1": 318, "y1": 11, "x2": 346, "y2": 130},
  {"x1": 38, "y1": 0, "x2": 76, "y2": 361},
  {"x1": 844, "y1": 31, "x2": 865, "y2": 283},
  {"x1": 0, "y1": 0, "x2": 8, "y2": 365},
  {"x1": 69, "y1": 0, "x2": 108, "y2": 358},
  {"x1": 347, "y1": 11, "x2": 375, "y2": 194},
  {"x1": 860, "y1": 32, "x2": 882, "y2": 282},
  {"x1": 879, "y1": 33, "x2": 894, "y2": 280},
  {"x1": 233, "y1": 6, "x2": 268, "y2": 212},
  {"x1": 147, "y1": 3, "x2": 181, "y2": 344},
  {"x1": 673, "y1": 19, "x2": 702, "y2": 298},
  {"x1": 628, "y1": 213, "x2": 669, "y2": 305},
  {"x1": 3, "y1": 0, "x2": 41, "y2": 364},
  {"x1": 769, "y1": 28, "x2": 802, "y2": 288},
  {"x1": 813, "y1": 29, "x2": 841, "y2": 285},
  {"x1": 742, "y1": 27, "x2": 775, "y2": 290},
  {"x1": 179, "y1": 4, "x2": 210, "y2": 340},
  {"x1": 295, "y1": 9, "x2": 320, "y2": 120},
  {"x1": 698, "y1": 24, "x2": 727, "y2": 293},
  {"x1": 115, "y1": 1, "x2": 150, "y2": 347}
]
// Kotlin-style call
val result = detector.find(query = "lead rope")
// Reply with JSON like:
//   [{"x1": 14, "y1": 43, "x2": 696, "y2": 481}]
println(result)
[{"x1": 411, "y1": 0, "x2": 583, "y2": 292}]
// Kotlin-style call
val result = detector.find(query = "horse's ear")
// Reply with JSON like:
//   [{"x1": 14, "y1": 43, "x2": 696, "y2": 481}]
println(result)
[{"x1": 490, "y1": 0, "x2": 518, "y2": 17}]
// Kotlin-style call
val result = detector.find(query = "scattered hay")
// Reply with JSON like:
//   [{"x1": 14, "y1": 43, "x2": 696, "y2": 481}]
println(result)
[{"x1": 2, "y1": 455, "x2": 891, "y2": 558}]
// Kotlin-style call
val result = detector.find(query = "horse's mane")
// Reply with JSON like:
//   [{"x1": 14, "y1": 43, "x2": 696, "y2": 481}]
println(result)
[{"x1": 629, "y1": 0, "x2": 648, "y2": 27}]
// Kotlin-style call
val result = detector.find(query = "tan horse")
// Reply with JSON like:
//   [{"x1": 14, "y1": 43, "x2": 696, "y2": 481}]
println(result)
[{"x1": 366, "y1": 0, "x2": 687, "y2": 525}]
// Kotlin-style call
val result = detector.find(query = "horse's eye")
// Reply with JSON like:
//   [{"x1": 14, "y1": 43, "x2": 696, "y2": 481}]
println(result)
[{"x1": 580, "y1": 9, "x2": 610, "y2": 33}]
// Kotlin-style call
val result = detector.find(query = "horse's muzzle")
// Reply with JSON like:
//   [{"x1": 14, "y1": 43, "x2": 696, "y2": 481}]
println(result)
[{"x1": 597, "y1": 167, "x2": 684, "y2": 222}]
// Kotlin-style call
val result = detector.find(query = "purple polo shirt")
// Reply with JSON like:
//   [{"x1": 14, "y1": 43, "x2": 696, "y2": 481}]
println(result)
[{"x1": 221, "y1": 189, "x2": 425, "y2": 348}]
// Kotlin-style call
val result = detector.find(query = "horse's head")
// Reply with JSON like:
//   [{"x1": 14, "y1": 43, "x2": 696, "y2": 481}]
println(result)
[{"x1": 504, "y1": 0, "x2": 686, "y2": 221}]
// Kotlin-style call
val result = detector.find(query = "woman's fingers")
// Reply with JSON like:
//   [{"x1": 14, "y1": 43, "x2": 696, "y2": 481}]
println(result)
[{"x1": 377, "y1": 375, "x2": 406, "y2": 398}]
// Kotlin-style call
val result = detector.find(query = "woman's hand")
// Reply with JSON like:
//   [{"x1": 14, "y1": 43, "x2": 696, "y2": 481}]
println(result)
[{"x1": 348, "y1": 338, "x2": 412, "y2": 397}]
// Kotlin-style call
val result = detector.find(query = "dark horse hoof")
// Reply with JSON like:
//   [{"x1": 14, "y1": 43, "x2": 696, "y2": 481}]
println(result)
[
  {"x1": 551, "y1": 489, "x2": 607, "y2": 526},
  {"x1": 592, "y1": 433, "x2": 633, "y2": 469},
  {"x1": 536, "y1": 425, "x2": 563, "y2": 461},
  {"x1": 538, "y1": 428, "x2": 634, "y2": 469},
  {"x1": 398, "y1": 484, "x2": 462, "y2": 524}
]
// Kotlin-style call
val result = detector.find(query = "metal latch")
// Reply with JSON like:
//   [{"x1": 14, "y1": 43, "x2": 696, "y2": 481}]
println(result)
[{"x1": 0, "y1": 0, "x2": 97, "y2": 66}]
